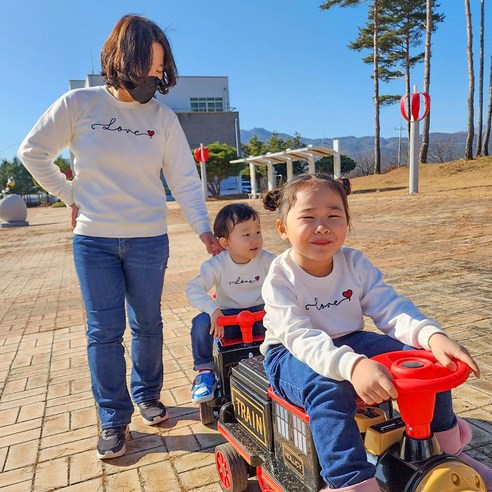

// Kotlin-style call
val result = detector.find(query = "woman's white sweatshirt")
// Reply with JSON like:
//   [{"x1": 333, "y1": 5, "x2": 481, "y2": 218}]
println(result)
[{"x1": 18, "y1": 86, "x2": 211, "y2": 238}]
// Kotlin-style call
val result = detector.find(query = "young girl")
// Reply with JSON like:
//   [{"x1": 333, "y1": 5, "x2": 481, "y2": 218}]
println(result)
[{"x1": 260, "y1": 174, "x2": 491, "y2": 492}]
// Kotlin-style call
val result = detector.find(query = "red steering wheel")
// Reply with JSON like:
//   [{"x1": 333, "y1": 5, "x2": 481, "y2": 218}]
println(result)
[
  {"x1": 217, "y1": 310, "x2": 265, "y2": 344},
  {"x1": 372, "y1": 350, "x2": 470, "y2": 439}
]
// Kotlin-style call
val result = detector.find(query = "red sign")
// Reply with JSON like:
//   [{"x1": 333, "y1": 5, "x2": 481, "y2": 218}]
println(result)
[
  {"x1": 194, "y1": 147, "x2": 210, "y2": 162},
  {"x1": 400, "y1": 92, "x2": 431, "y2": 122}
]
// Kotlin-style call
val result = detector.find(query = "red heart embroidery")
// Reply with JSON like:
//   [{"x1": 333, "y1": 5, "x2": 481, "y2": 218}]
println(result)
[
  {"x1": 147, "y1": 130, "x2": 155, "y2": 137},
  {"x1": 342, "y1": 289, "x2": 353, "y2": 299},
  {"x1": 255, "y1": 276, "x2": 260, "y2": 281}
]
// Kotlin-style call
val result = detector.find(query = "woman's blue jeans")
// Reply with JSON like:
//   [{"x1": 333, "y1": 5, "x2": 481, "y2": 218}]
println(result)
[
  {"x1": 73, "y1": 234, "x2": 169, "y2": 429},
  {"x1": 264, "y1": 331, "x2": 455, "y2": 489},
  {"x1": 191, "y1": 304, "x2": 265, "y2": 371}
]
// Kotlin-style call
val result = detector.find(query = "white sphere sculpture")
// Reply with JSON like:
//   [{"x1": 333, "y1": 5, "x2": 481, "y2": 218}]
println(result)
[{"x1": 0, "y1": 194, "x2": 29, "y2": 227}]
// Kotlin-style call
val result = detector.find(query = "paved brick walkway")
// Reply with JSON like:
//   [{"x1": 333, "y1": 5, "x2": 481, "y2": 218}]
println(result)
[{"x1": 0, "y1": 186, "x2": 491, "y2": 491}]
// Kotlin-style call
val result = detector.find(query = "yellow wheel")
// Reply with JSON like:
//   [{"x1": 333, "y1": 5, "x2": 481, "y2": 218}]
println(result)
[{"x1": 414, "y1": 459, "x2": 486, "y2": 491}]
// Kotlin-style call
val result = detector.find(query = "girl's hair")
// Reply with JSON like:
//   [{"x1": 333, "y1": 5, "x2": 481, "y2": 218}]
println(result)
[
  {"x1": 101, "y1": 15, "x2": 178, "y2": 94},
  {"x1": 213, "y1": 203, "x2": 260, "y2": 239},
  {"x1": 263, "y1": 173, "x2": 351, "y2": 226}
]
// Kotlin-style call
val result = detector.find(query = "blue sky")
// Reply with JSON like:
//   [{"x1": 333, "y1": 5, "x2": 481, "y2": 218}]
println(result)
[{"x1": 0, "y1": 1, "x2": 489, "y2": 161}]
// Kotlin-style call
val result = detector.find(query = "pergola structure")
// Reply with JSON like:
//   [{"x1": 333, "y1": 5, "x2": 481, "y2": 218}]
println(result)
[{"x1": 230, "y1": 141, "x2": 341, "y2": 197}]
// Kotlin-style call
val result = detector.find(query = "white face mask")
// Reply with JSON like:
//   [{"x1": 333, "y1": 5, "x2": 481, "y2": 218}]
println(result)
[{"x1": 123, "y1": 76, "x2": 160, "y2": 103}]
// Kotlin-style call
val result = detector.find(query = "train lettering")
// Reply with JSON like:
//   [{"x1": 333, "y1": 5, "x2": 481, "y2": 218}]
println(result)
[
  {"x1": 282, "y1": 443, "x2": 305, "y2": 478},
  {"x1": 231, "y1": 388, "x2": 267, "y2": 446}
]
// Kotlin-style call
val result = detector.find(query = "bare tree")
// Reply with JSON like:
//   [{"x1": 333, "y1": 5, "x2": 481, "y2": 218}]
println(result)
[
  {"x1": 349, "y1": 153, "x2": 374, "y2": 177},
  {"x1": 427, "y1": 140, "x2": 464, "y2": 163},
  {"x1": 464, "y1": 0, "x2": 475, "y2": 160},
  {"x1": 475, "y1": 0, "x2": 485, "y2": 156},
  {"x1": 419, "y1": 0, "x2": 433, "y2": 163},
  {"x1": 482, "y1": 52, "x2": 492, "y2": 156}
]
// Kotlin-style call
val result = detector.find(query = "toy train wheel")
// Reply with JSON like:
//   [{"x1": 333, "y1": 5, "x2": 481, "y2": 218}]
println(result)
[
  {"x1": 199, "y1": 402, "x2": 215, "y2": 425},
  {"x1": 215, "y1": 443, "x2": 248, "y2": 492}
]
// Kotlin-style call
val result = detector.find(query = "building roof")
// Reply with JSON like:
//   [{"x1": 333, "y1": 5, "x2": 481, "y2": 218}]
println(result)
[{"x1": 230, "y1": 145, "x2": 338, "y2": 167}]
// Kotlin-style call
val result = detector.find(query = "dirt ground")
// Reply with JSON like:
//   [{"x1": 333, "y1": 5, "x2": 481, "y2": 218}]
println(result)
[{"x1": 168, "y1": 155, "x2": 492, "y2": 257}]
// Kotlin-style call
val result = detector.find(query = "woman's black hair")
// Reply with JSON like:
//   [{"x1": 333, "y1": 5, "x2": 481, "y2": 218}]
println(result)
[
  {"x1": 213, "y1": 203, "x2": 260, "y2": 239},
  {"x1": 101, "y1": 14, "x2": 178, "y2": 94}
]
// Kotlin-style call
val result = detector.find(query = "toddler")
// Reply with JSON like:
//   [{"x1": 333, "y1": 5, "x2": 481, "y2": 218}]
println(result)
[{"x1": 186, "y1": 203, "x2": 275, "y2": 403}]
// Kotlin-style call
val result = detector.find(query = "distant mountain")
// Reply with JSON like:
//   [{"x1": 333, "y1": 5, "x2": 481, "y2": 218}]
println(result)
[{"x1": 240, "y1": 128, "x2": 468, "y2": 162}]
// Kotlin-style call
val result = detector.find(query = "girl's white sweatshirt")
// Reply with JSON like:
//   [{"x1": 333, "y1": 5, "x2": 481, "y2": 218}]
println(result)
[{"x1": 260, "y1": 247, "x2": 445, "y2": 383}]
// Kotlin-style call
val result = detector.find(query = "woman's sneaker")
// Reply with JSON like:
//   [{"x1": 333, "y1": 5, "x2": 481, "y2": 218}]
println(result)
[
  {"x1": 96, "y1": 426, "x2": 130, "y2": 460},
  {"x1": 137, "y1": 400, "x2": 169, "y2": 425},
  {"x1": 191, "y1": 371, "x2": 217, "y2": 403}
]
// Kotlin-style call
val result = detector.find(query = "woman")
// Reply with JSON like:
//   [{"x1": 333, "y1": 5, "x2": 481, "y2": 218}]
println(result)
[{"x1": 18, "y1": 14, "x2": 221, "y2": 460}]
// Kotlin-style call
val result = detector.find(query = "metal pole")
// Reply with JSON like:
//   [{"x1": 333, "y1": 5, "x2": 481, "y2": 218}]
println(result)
[
  {"x1": 333, "y1": 139, "x2": 341, "y2": 178},
  {"x1": 409, "y1": 86, "x2": 419, "y2": 194},
  {"x1": 199, "y1": 143, "x2": 207, "y2": 199},
  {"x1": 409, "y1": 120, "x2": 419, "y2": 194}
]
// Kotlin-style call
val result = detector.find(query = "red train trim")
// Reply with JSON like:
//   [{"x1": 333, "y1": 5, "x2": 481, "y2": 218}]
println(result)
[
  {"x1": 217, "y1": 422, "x2": 253, "y2": 465},
  {"x1": 218, "y1": 334, "x2": 265, "y2": 347},
  {"x1": 267, "y1": 387, "x2": 310, "y2": 422},
  {"x1": 256, "y1": 466, "x2": 286, "y2": 492}
]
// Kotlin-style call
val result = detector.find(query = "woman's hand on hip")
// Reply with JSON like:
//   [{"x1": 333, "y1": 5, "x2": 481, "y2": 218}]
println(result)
[
  {"x1": 200, "y1": 231, "x2": 223, "y2": 256},
  {"x1": 68, "y1": 203, "x2": 79, "y2": 231}
]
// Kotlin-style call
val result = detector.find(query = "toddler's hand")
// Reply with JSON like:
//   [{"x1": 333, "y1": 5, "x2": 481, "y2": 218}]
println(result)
[
  {"x1": 210, "y1": 309, "x2": 225, "y2": 338},
  {"x1": 428, "y1": 333, "x2": 480, "y2": 378},
  {"x1": 351, "y1": 358, "x2": 398, "y2": 405}
]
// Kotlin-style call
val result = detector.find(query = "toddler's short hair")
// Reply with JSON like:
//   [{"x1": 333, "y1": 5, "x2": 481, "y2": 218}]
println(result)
[{"x1": 213, "y1": 203, "x2": 260, "y2": 239}]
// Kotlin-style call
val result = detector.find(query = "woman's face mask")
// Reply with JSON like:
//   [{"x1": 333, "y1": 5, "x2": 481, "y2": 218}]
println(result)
[{"x1": 123, "y1": 76, "x2": 160, "y2": 104}]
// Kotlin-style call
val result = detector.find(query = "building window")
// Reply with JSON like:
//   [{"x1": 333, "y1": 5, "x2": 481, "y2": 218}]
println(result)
[
  {"x1": 190, "y1": 97, "x2": 224, "y2": 112},
  {"x1": 275, "y1": 402, "x2": 289, "y2": 440},
  {"x1": 292, "y1": 415, "x2": 307, "y2": 454}
]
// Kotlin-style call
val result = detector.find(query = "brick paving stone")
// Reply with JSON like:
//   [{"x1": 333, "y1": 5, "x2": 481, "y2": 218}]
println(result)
[
  {"x1": 138, "y1": 461, "x2": 181, "y2": 492},
  {"x1": 0, "y1": 465, "x2": 34, "y2": 489},
  {"x1": 1, "y1": 185, "x2": 491, "y2": 491},
  {"x1": 69, "y1": 449, "x2": 104, "y2": 485},
  {"x1": 4, "y1": 439, "x2": 38, "y2": 471},
  {"x1": 0, "y1": 446, "x2": 7, "y2": 471},
  {"x1": 105, "y1": 468, "x2": 142, "y2": 491},
  {"x1": 32, "y1": 456, "x2": 69, "y2": 490}
]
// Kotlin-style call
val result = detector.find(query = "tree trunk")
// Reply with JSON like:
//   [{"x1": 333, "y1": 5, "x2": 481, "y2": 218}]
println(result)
[
  {"x1": 464, "y1": 0, "x2": 475, "y2": 160},
  {"x1": 482, "y1": 52, "x2": 492, "y2": 156},
  {"x1": 475, "y1": 0, "x2": 484, "y2": 156},
  {"x1": 373, "y1": 0, "x2": 381, "y2": 174},
  {"x1": 419, "y1": 0, "x2": 433, "y2": 163}
]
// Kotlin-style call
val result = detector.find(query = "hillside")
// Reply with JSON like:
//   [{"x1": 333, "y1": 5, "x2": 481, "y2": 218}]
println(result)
[
  {"x1": 194, "y1": 157, "x2": 492, "y2": 268},
  {"x1": 349, "y1": 156, "x2": 492, "y2": 198},
  {"x1": 240, "y1": 127, "x2": 469, "y2": 163}
]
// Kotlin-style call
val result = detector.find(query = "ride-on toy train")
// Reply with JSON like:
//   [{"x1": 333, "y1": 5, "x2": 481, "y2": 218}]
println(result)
[
  {"x1": 206, "y1": 312, "x2": 487, "y2": 491},
  {"x1": 197, "y1": 310, "x2": 265, "y2": 425}
]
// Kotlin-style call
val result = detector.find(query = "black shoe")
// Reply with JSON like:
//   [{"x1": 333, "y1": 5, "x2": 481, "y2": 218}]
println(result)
[
  {"x1": 96, "y1": 426, "x2": 129, "y2": 460},
  {"x1": 137, "y1": 399, "x2": 169, "y2": 425}
]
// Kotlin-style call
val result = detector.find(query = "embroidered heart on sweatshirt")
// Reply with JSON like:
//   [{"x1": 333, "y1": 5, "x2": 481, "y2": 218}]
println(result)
[
  {"x1": 147, "y1": 130, "x2": 155, "y2": 137},
  {"x1": 255, "y1": 276, "x2": 260, "y2": 281},
  {"x1": 342, "y1": 289, "x2": 353, "y2": 299}
]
